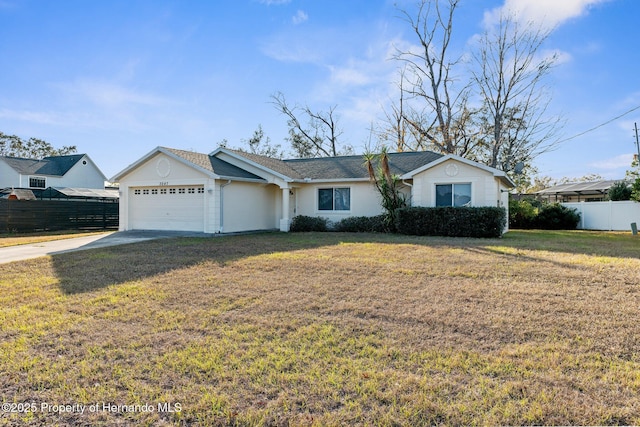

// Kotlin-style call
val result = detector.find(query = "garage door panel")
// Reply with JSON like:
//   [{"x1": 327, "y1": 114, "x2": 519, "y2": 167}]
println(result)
[{"x1": 129, "y1": 186, "x2": 204, "y2": 232}]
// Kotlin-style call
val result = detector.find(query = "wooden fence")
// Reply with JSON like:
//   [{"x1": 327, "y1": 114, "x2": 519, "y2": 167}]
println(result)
[{"x1": 0, "y1": 199, "x2": 119, "y2": 232}]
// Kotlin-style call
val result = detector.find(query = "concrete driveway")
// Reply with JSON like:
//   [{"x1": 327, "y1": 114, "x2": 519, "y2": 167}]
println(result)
[{"x1": 0, "y1": 230, "x2": 212, "y2": 264}]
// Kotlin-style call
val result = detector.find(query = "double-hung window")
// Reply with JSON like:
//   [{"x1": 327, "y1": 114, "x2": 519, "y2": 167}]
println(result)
[
  {"x1": 436, "y1": 183, "x2": 471, "y2": 207},
  {"x1": 318, "y1": 187, "x2": 350, "y2": 211}
]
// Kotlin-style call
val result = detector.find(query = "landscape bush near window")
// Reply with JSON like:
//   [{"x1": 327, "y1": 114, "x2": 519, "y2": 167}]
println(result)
[
  {"x1": 291, "y1": 206, "x2": 506, "y2": 238},
  {"x1": 333, "y1": 215, "x2": 388, "y2": 233},
  {"x1": 289, "y1": 215, "x2": 329, "y2": 232},
  {"x1": 395, "y1": 206, "x2": 506, "y2": 238}
]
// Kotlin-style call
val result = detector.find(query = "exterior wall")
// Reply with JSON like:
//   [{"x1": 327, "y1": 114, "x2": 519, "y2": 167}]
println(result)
[
  {"x1": 0, "y1": 161, "x2": 20, "y2": 188},
  {"x1": 220, "y1": 181, "x2": 278, "y2": 233},
  {"x1": 55, "y1": 155, "x2": 106, "y2": 188},
  {"x1": 294, "y1": 180, "x2": 387, "y2": 222},
  {"x1": 563, "y1": 201, "x2": 640, "y2": 231},
  {"x1": 412, "y1": 159, "x2": 503, "y2": 208}
]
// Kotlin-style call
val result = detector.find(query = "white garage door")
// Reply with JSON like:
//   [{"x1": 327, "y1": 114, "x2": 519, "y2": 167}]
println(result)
[{"x1": 129, "y1": 186, "x2": 205, "y2": 232}]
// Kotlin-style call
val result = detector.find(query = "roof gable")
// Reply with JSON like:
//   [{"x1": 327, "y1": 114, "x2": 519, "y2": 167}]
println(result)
[
  {"x1": 165, "y1": 147, "x2": 264, "y2": 180},
  {"x1": 1, "y1": 154, "x2": 86, "y2": 176},
  {"x1": 211, "y1": 148, "x2": 303, "y2": 180},
  {"x1": 401, "y1": 154, "x2": 515, "y2": 187},
  {"x1": 111, "y1": 147, "x2": 265, "y2": 182}
]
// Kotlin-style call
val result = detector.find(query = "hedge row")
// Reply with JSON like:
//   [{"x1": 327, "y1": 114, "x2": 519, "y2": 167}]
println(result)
[
  {"x1": 290, "y1": 206, "x2": 507, "y2": 238},
  {"x1": 289, "y1": 214, "x2": 390, "y2": 233},
  {"x1": 395, "y1": 206, "x2": 506, "y2": 238}
]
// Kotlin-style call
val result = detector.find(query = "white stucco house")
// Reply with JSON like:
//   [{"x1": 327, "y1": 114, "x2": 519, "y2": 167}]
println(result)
[
  {"x1": 0, "y1": 154, "x2": 107, "y2": 190},
  {"x1": 111, "y1": 146, "x2": 514, "y2": 233}
]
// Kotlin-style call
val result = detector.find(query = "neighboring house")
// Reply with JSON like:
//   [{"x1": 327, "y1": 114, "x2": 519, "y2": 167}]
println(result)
[
  {"x1": 0, "y1": 154, "x2": 107, "y2": 190},
  {"x1": 536, "y1": 180, "x2": 623, "y2": 202},
  {"x1": 111, "y1": 146, "x2": 514, "y2": 233}
]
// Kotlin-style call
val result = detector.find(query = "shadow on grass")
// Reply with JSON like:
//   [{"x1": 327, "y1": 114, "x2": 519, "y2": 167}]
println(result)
[
  {"x1": 51, "y1": 230, "x2": 639, "y2": 294},
  {"x1": 50, "y1": 232, "x2": 345, "y2": 294}
]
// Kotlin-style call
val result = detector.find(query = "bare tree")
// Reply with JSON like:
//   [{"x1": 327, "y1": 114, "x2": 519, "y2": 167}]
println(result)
[
  {"x1": 470, "y1": 14, "x2": 563, "y2": 174},
  {"x1": 270, "y1": 92, "x2": 351, "y2": 158},
  {"x1": 377, "y1": 68, "x2": 413, "y2": 152},
  {"x1": 394, "y1": 0, "x2": 473, "y2": 156},
  {"x1": 243, "y1": 125, "x2": 283, "y2": 159}
]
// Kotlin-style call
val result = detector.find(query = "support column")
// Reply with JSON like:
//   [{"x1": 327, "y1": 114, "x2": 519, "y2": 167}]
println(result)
[{"x1": 280, "y1": 187, "x2": 290, "y2": 232}]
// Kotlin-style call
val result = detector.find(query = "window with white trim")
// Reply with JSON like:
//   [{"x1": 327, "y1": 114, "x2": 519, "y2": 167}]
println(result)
[
  {"x1": 435, "y1": 183, "x2": 471, "y2": 207},
  {"x1": 29, "y1": 177, "x2": 46, "y2": 188},
  {"x1": 318, "y1": 187, "x2": 350, "y2": 211}
]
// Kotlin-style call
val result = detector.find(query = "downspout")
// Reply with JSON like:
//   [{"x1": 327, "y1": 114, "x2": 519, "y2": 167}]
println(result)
[
  {"x1": 402, "y1": 179, "x2": 413, "y2": 206},
  {"x1": 219, "y1": 180, "x2": 232, "y2": 233}
]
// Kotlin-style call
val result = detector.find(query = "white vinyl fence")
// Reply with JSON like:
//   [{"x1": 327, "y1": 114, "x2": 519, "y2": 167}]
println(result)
[{"x1": 562, "y1": 201, "x2": 640, "y2": 231}]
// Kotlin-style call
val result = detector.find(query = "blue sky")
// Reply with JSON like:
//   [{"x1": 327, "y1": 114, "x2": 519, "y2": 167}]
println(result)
[{"x1": 0, "y1": 0, "x2": 638, "y2": 181}]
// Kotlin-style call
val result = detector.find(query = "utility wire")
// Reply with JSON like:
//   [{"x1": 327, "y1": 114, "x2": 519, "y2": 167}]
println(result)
[{"x1": 557, "y1": 104, "x2": 640, "y2": 144}]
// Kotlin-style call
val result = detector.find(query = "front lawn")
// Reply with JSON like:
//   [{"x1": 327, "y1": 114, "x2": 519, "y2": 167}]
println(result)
[{"x1": 0, "y1": 231, "x2": 639, "y2": 426}]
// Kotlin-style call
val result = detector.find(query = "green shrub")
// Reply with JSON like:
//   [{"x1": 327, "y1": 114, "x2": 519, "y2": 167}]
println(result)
[
  {"x1": 334, "y1": 215, "x2": 388, "y2": 233},
  {"x1": 608, "y1": 181, "x2": 632, "y2": 201},
  {"x1": 508, "y1": 198, "x2": 540, "y2": 229},
  {"x1": 290, "y1": 215, "x2": 328, "y2": 232},
  {"x1": 508, "y1": 199, "x2": 581, "y2": 230},
  {"x1": 395, "y1": 206, "x2": 507, "y2": 238},
  {"x1": 631, "y1": 177, "x2": 640, "y2": 202},
  {"x1": 534, "y1": 203, "x2": 580, "y2": 230}
]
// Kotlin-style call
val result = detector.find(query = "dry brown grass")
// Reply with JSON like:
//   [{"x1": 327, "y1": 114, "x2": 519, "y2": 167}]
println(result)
[{"x1": 0, "y1": 230, "x2": 639, "y2": 426}]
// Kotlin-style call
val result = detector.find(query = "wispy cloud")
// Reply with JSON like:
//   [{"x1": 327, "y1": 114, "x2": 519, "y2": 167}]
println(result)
[
  {"x1": 292, "y1": 10, "x2": 308, "y2": 25},
  {"x1": 257, "y1": 0, "x2": 291, "y2": 5},
  {"x1": 0, "y1": 107, "x2": 129, "y2": 131},
  {"x1": 260, "y1": 28, "x2": 334, "y2": 63},
  {"x1": 589, "y1": 153, "x2": 634, "y2": 170},
  {"x1": 56, "y1": 79, "x2": 168, "y2": 109},
  {"x1": 485, "y1": 0, "x2": 613, "y2": 28},
  {"x1": 0, "y1": 79, "x2": 172, "y2": 133},
  {"x1": 0, "y1": 108, "x2": 71, "y2": 126}
]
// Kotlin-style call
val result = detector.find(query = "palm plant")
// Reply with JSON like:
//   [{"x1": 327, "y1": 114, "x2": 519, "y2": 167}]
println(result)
[{"x1": 364, "y1": 149, "x2": 408, "y2": 231}]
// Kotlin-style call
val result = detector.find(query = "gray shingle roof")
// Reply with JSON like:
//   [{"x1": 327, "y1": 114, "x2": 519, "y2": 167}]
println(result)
[
  {"x1": 284, "y1": 151, "x2": 444, "y2": 180},
  {"x1": 164, "y1": 147, "x2": 263, "y2": 180},
  {"x1": 167, "y1": 147, "x2": 445, "y2": 181},
  {"x1": 224, "y1": 149, "x2": 305, "y2": 179},
  {"x1": 1, "y1": 154, "x2": 85, "y2": 176}
]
